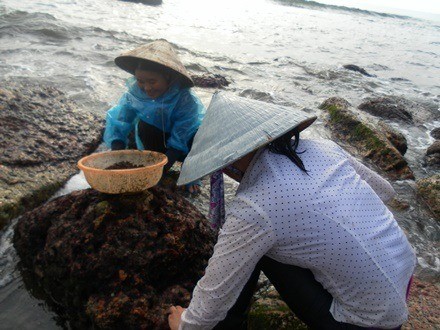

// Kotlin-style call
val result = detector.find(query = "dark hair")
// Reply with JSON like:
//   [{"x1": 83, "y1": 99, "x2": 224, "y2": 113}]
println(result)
[{"x1": 268, "y1": 129, "x2": 308, "y2": 173}]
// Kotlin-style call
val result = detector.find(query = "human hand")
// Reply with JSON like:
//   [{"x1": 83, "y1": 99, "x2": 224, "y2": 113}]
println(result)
[
  {"x1": 178, "y1": 179, "x2": 201, "y2": 195},
  {"x1": 186, "y1": 183, "x2": 201, "y2": 194},
  {"x1": 168, "y1": 305, "x2": 185, "y2": 330}
]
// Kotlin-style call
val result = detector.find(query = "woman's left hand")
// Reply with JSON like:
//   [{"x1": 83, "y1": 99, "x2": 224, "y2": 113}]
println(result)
[
  {"x1": 168, "y1": 305, "x2": 185, "y2": 330},
  {"x1": 181, "y1": 179, "x2": 201, "y2": 195},
  {"x1": 186, "y1": 183, "x2": 201, "y2": 194}
]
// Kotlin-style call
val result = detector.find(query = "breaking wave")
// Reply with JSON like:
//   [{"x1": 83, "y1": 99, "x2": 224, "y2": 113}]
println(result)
[{"x1": 273, "y1": 0, "x2": 411, "y2": 19}]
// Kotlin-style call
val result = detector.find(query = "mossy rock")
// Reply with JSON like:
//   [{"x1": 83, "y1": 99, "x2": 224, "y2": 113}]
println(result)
[
  {"x1": 249, "y1": 295, "x2": 307, "y2": 330},
  {"x1": 416, "y1": 174, "x2": 440, "y2": 221},
  {"x1": 0, "y1": 81, "x2": 103, "y2": 228},
  {"x1": 319, "y1": 97, "x2": 414, "y2": 180},
  {"x1": 377, "y1": 121, "x2": 407, "y2": 156}
]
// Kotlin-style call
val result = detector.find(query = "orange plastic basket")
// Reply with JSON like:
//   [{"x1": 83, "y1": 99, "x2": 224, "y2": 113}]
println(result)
[{"x1": 78, "y1": 150, "x2": 168, "y2": 194}]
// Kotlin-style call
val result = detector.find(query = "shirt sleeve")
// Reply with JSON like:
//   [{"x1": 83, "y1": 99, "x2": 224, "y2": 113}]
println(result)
[
  {"x1": 103, "y1": 92, "x2": 137, "y2": 149},
  {"x1": 167, "y1": 90, "x2": 205, "y2": 154},
  {"x1": 343, "y1": 151, "x2": 396, "y2": 202},
  {"x1": 180, "y1": 195, "x2": 275, "y2": 330}
]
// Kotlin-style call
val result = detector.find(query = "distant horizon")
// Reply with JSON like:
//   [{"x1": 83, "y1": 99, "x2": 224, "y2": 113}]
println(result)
[{"x1": 310, "y1": 0, "x2": 440, "y2": 21}]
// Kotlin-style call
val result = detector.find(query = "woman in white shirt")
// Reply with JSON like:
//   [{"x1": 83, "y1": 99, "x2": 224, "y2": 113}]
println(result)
[{"x1": 169, "y1": 92, "x2": 416, "y2": 330}]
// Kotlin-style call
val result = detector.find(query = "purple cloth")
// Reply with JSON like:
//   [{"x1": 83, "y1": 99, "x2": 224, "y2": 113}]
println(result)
[
  {"x1": 367, "y1": 275, "x2": 413, "y2": 330},
  {"x1": 208, "y1": 170, "x2": 225, "y2": 229},
  {"x1": 208, "y1": 166, "x2": 244, "y2": 229}
]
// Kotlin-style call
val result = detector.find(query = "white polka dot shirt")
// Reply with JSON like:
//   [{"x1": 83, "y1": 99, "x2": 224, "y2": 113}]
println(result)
[{"x1": 180, "y1": 139, "x2": 416, "y2": 329}]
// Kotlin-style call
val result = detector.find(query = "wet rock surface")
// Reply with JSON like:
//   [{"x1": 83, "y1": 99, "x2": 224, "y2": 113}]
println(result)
[
  {"x1": 424, "y1": 141, "x2": 440, "y2": 168},
  {"x1": 319, "y1": 97, "x2": 414, "y2": 180},
  {"x1": 14, "y1": 187, "x2": 216, "y2": 329},
  {"x1": 119, "y1": 0, "x2": 162, "y2": 6},
  {"x1": 191, "y1": 73, "x2": 230, "y2": 88},
  {"x1": 358, "y1": 96, "x2": 439, "y2": 124},
  {"x1": 430, "y1": 127, "x2": 440, "y2": 140},
  {"x1": 0, "y1": 81, "x2": 104, "y2": 227},
  {"x1": 358, "y1": 97, "x2": 413, "y2": 123},
  {"x1": 416, "y1": 174, "x2": 440, "y2": 221},
  {"x1": 377, "y1": 121, "x2": 408, "y2": 156},
  {"x1": 343, "y1": 64, "x2": 375, "y2": 77}
]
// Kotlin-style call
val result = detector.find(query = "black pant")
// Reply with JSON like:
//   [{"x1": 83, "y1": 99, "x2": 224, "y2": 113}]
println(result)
[
  {"x1": 138, "y1": 121, "x2": 191, "y2": 172},
  {"x1": 214, "y1": 256, "x2": 374, "y2": 330},
  {"x1": 137, "y1": 120, "x2": 170, "y2": 154}
]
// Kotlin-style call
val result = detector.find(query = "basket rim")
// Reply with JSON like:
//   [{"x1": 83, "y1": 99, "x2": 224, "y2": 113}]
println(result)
[{"x1": 77, "y1": 150, "x2": 168, "y2": 174}]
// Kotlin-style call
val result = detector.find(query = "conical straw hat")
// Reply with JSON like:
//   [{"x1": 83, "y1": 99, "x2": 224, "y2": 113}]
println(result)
[
  {"x1": 177, "y1": 92, "x2": 317, "y2": 185},
  {"x1": 115, "y1": 39, "x2": 194, "y2": 87}
]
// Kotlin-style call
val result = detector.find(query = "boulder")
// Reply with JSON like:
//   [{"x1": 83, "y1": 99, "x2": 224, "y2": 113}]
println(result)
[
  {"x1": 358, "y1": 96, "x2": 439, "y2": 125},
  {"x1": 387, "y1": 198, "x2": 410, "y2": 212},
  {"x1": 249, "y1": 287, "x2": 307, "y2": 330},
  {"x1": 358, "y1": 97, "x2": 413, "y2": 123},
  {"x1": 14, "y1": 187, "x2": 216, "y2": 329},
  {"x1": 430, "y1": 127, "x2": 440, "y2": 140},
  {"x1": 427, "y1": 141, "x2": 440, "y2": 156},
  {"x1": 320, "y1": 97, "x2": 351, "y2": 111},
  {"x1": 424, "y1": 141, "x2": 440, "y2": 168},
  {"x1": 377, "y1": 121, "x2": 408, "y2": 155},
  {"x1": 416, "y1": 174, "x2": 440, "y2": 221},
  {"x1": 191, "y1": 73, "x2": 230, "y2": 88},
  {"x1": 0, "y1": 81, "x2": 103, "y2": 228},
  {"x1": 319, "y1": 97, "x2": 414, "y2": 180},
  {"x1": 343, "y1": 64, "x2": 375, "y2": 77}
]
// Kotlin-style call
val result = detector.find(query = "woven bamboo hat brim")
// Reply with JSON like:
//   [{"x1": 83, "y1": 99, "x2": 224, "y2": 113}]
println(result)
[
  {"x1": 115, "y1": 39, "x2": 194, "y2": 87},
  {"x1": 177, "y1": 92, "x2": 317, "y2": 185}
]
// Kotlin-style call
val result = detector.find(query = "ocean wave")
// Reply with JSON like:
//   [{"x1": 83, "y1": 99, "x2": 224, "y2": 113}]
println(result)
[
  {"x1": 0, "y1": 10, "x2": 75, "y2": 42},
  {"x1": 272, "y1": 0, "x2": 411, "y2": 20}
]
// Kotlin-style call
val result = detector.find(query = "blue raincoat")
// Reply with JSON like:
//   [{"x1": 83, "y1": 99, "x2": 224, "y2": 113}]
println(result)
[{"x1": 104, "y1": 77, "x2": 205, "y2": 154}]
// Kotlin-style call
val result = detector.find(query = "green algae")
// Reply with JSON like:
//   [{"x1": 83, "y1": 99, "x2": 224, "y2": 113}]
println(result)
[
  {"x1": 248, "y1": 300, "x2": 307, "y2": 330},
  {"x1": 0, "y1": 179, "x2": 65, "y2": 228},
  {"x1": 416, "y1": 175, "x2": 440, "y2": 221},
  {"x1": 321, "y1": 99, "x2": 414, "y2": 180}
]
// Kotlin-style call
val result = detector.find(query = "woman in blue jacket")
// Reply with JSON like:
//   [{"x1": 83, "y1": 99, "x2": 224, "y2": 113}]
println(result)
[{"x1": 104, "y1": 40, "x2": 205, "y2": 192}]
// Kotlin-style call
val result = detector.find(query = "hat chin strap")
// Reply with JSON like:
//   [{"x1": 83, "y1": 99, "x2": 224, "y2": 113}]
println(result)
[{"x1": 223, "y1": 165, "x2": 244, "y2": 182}]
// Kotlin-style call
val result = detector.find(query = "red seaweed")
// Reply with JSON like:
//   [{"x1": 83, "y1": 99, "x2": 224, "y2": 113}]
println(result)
[{"x1": 14, "y1": 187, "x2": 215, "y2": 329}]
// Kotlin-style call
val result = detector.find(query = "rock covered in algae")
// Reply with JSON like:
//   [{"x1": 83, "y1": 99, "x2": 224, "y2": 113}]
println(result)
[
  {"x1": 249, "y1": 287, "x2": 307, "y2": 330},
  {"x1": 191, "y1": 73, "x2": 230, "y2": 88},
  {"x1": 377, "y1": 121, "x2": 408, "y2": 156},
  {"x1": 14, "y1": 187, "x2": 216, "y2": 329},
  {"x1": 0, "y1": 80, "x2": 103, "y2": 227},
  {"x1": 319, "y1": 97, "x2": 414, "y2": 180},
  {"x1": 416, "y1": 174, "x2": 440, "y2": 221}
]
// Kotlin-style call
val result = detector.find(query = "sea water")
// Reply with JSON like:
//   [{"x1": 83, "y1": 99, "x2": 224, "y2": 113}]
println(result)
[{"x1": 0, "y1": 0, "x2": 439, "y2": 327}]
